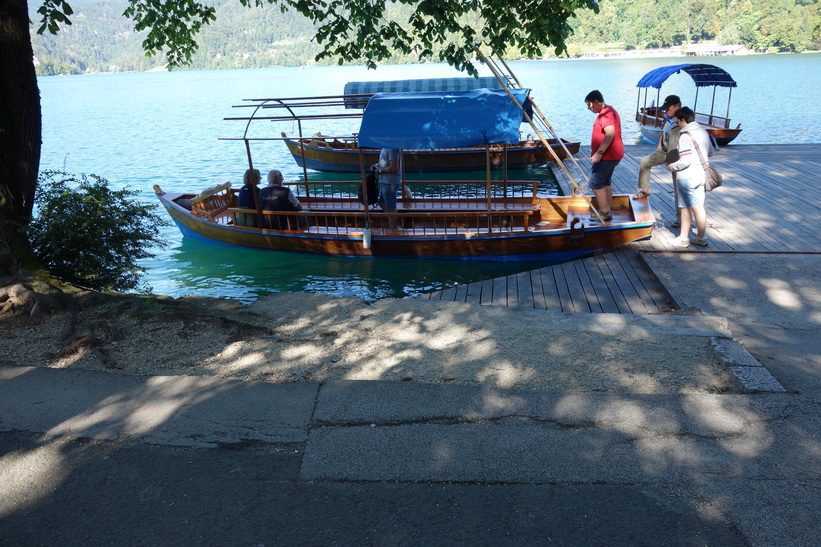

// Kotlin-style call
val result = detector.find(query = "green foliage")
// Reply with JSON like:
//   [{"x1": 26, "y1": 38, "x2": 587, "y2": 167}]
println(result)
[
  {"x1": 36, "y1": 0, "x2": 74, "y2": 34},
  {"x1": 27, "y1": 171, "x2": 168, "y2": 292},
  {"x1": 568, "y1": 0, "x2": 820, "y2": 52},
  {"x1": 123, "y1": 0, "x2": 218, "y2": 68},
  {"x1": 31, "y1": 0, "x2": 598, "y2": 75},
  {"x1": 28, "y1": 0, "x2": 821, "y2": 76},
  {"x1": 264, "y1": 0, "x2": 599, "y2": 75}
]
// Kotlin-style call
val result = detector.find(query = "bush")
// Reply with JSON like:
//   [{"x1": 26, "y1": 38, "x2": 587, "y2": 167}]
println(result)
[{"x1": 27, "y1": 170, "x2": 168, "y2": 292}]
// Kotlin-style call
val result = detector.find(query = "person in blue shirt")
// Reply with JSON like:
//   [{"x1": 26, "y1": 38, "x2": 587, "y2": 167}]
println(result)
[{"x1": 370, "y1": 149, "x2": 402, "y2": 229}]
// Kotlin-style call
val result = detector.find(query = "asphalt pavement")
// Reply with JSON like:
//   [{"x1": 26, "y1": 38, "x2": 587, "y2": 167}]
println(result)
[{"x1": 1, "y1": 253, "x2": 819, "y2": 546}]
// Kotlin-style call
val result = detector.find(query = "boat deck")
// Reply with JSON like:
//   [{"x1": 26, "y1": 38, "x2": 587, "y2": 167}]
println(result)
[
  {"x1": 424, "y1": 144, "x2": 821, "y2": 313},
  {"x1": 211, "y1": 191, "x2": 648, "y2": 236}
]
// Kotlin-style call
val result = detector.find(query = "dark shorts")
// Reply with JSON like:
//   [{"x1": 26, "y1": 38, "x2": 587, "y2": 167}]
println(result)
[{"x1": 589, "y1": 159, "x2": 621, "y2": 190}]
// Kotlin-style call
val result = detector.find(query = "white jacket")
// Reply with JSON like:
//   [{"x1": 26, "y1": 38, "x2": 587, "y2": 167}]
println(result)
[{"x1": 668, "y1": 121, "x2": 713, "y2": 183}]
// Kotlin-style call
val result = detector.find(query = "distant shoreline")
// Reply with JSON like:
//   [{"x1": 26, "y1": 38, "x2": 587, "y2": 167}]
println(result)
[
  {"x1": 545, "y1": 47, "x2": 820, "y2": 62},
  {"x1": 36, "y1": 48, "x2": 821, "y2": 77}
]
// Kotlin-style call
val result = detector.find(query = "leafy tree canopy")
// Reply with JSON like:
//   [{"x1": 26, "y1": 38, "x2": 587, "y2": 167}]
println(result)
[
  {"x1": 30, "y1": 0, "x2": 821, "y2": 77},
  {"x1": 34, "y1": 0, "x2": 600, "y2": 75}
]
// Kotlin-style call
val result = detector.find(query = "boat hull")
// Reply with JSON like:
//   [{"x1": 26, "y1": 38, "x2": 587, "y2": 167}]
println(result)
[
  {"x1": 636, "y1": 106, "x2": 741, "y2": 146},
  {"x1": 705, "y1": 128, "x2": 742, "y2": 146},
  {"x1": 639, "y1": 122, "x2": 741, "y2": 146},
  {"x1": 284, "y1": 138, "x2": 581, "y2": 173},
  {"x1": 157, "y1": 192, "x2": 655, "y2": 263}
]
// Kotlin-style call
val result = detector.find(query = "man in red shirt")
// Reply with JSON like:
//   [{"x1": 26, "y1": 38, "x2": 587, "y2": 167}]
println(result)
[{"x1": 584, "y1": 90, "x2": 624, "y2": 222}]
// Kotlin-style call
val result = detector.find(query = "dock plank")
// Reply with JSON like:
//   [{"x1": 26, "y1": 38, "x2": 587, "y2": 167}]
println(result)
[
  {"x1": 560, "y1": 261, "x2": 591, "y2": 313},
  {"x1": 591, "y1": 252, "x2": 634, "y2": 314},
  {"x1": 541, "y1": 264, "x2": 569, "y2": 313},
  {"x1": 425, "y1": 144, "x2": 821, "y2": 314},
  {"x1": 515, "y1": 271, "x2": 535, "y2": 309},
  {"x1": 479, "y1": 278, "x2": 496, "y2": 306}
]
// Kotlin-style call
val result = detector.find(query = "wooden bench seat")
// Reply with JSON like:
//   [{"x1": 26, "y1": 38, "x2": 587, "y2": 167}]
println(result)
[{"x1": 191, "y1": 194, "x2": 232, "y2": 223}]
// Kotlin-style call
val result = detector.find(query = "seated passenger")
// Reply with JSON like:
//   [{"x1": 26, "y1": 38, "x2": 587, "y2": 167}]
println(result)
[
  {"x1": 236, "y1": 169, "x2": 261, "y2": 227},
  {"x1": 259, "y1": 170, "x2": 303, "y2": 229}
]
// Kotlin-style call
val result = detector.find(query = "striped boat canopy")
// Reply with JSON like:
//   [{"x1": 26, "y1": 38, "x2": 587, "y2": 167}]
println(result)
[
  {"x1": 343, "y1": 77, "x2": 503, "y2": 109},
  {"x1": 357, "y1": 88, "x2": 531, "y2": 150}
]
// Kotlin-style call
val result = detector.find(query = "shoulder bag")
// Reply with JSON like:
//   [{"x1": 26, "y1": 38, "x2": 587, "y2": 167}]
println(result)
[{"x1": 691, "y1": 137, "x2": 723, "y2": 191}]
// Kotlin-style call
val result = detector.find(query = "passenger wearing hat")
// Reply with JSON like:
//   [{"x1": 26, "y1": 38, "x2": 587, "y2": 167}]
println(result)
[{"x1": 634, "y1": 94, "x2": 682, "y2": 223}]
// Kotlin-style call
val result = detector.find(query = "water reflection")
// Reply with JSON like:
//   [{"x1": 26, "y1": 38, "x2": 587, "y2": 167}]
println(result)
[
  {"x1": 144, "y1": 165, "x2": 561, "y2": 301},
  {"x1": 148, "y1": 238, "x2": 561, "y2": 303}
]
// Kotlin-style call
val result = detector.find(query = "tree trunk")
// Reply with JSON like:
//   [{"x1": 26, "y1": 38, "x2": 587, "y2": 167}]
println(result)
[{"x1": 0, "y1": 0, "x2": 41, "y2": 273}]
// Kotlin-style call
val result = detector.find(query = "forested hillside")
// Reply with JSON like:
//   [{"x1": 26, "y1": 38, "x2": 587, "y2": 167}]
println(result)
[
  {"x1": 566, "y1": 0, "x2": 819, "y2": 54},
  {"x1": 31, "y1": 0, "x2": 821, "y2": 76}
]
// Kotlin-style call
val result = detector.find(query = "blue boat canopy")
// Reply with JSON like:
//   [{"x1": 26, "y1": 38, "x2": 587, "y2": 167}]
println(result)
[
  {"x1": 636, "y1": 63, "x2": 737, "y2": 89},
  {"x1": 357, "y1": 88, "x2": 531, "y2": 150},
  {"x1": 343, "y1": 77, "x2": 503, "y2": 109}
]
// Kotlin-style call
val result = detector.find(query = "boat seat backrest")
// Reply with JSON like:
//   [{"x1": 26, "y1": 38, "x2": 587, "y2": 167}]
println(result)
[{"x1": 193, "y1": 193, "x2": 231, "y2": 215}]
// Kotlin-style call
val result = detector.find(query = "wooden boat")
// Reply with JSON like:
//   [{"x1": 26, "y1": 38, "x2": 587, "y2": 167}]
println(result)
[
  {"x1": 283, "y1": 134, "x2": 581, "y2": 173},
  {"x1": 158, "y1": 73, "x2": 655, "y2": 262},
  {"x1": 280, "y1": 77, "x2": 579, "y2": 173},
  {"x1": 636, "y1": 63, "x2": 742, "y2": 146},
  {"x1": 154, "y1": 181, "x2": 655, "y2": 262}
]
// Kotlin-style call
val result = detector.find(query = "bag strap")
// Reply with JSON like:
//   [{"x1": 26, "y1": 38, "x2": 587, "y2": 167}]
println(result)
[{"x1": 690, "y1": 136, "x2": 709, "y2": 168}]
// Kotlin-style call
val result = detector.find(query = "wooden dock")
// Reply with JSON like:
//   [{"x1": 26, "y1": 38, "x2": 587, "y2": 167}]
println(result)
[{"x1": 424, "y1": 144, "x2": 821, "y2": 313}]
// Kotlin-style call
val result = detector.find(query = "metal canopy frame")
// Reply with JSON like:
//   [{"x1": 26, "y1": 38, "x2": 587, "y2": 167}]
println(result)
[{"x1": 635, "y1": 63, "x2": 738, "y2": 129}]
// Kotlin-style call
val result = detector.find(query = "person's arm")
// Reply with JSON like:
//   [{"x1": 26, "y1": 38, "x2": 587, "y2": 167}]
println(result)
[
  {"x1": 667, "y1": 134, "x2": 692, "y2": 172},
  {"x1": 657, "y1": 120, "x2": 667, "y2": 149},
  {"x1": 287, "y1": 190, "x2": 303, "y2": 211},
  {"x1": 591, "y1": 126, "x2": 615, "y2": 164},
  {"x1": 378, "y1": 159, "x2": 399, "y2": 174}
]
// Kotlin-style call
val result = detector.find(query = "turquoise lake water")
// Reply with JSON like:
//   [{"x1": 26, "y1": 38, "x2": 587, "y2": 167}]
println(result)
[{"x1": 37, "y1": 54, "x2": 821, "y2": 301}]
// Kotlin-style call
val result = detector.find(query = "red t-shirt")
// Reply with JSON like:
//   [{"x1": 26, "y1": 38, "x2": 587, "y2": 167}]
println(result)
[{"x1": 591, "y1": 105, "x2": 624, "y2": 161}]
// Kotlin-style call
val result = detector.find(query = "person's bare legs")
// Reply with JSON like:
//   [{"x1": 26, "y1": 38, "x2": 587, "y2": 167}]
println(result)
[
  {"x1": 387, "y1": 211, "x2": 398, "y2": 231},
  {"x1": 671, "y1": 173, "x2": 683, "y2": 225},
  {"x1": 691, "y1": 205, "x2": 707, "y2": 238},
  {"x1": 678, "y1": 207, "x2": 693, "y2": 240},
  {"x1": 593, "y1": 186, "x2": 612, "y2": 215}
]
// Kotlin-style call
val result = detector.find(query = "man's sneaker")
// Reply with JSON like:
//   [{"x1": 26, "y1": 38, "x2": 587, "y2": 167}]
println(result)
[
  {"x1": 669, "y1": 237, "x2": 690, "y2": 249},
  {"x1": 690, "y1": 236, "x2": 709, "y2": 246}
]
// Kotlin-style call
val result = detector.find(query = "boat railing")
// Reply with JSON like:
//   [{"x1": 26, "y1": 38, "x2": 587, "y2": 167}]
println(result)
[
  {"x1": 402, "y1": 180, "x2": 538, "y2": 200},
  {"x1": 637, "y1": 108, "x2": 733, "y2": 131},
  {"x1": 226, "y1": 207, "x2": 535, "y2": 234},
  {"x1": 636, "y1": 109, "x2": 665, "y2": 129},
  {"x1": 694, "y1": 112, "x2": 731, "y2": 129},
  {"x1": 284, "y1": 179, "x2": 538, "y2": 202}
]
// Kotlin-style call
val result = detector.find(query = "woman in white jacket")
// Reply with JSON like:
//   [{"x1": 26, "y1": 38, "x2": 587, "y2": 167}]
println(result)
[{"x1": 666, "y1": 107, "x2": 713, "y2": 248}]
